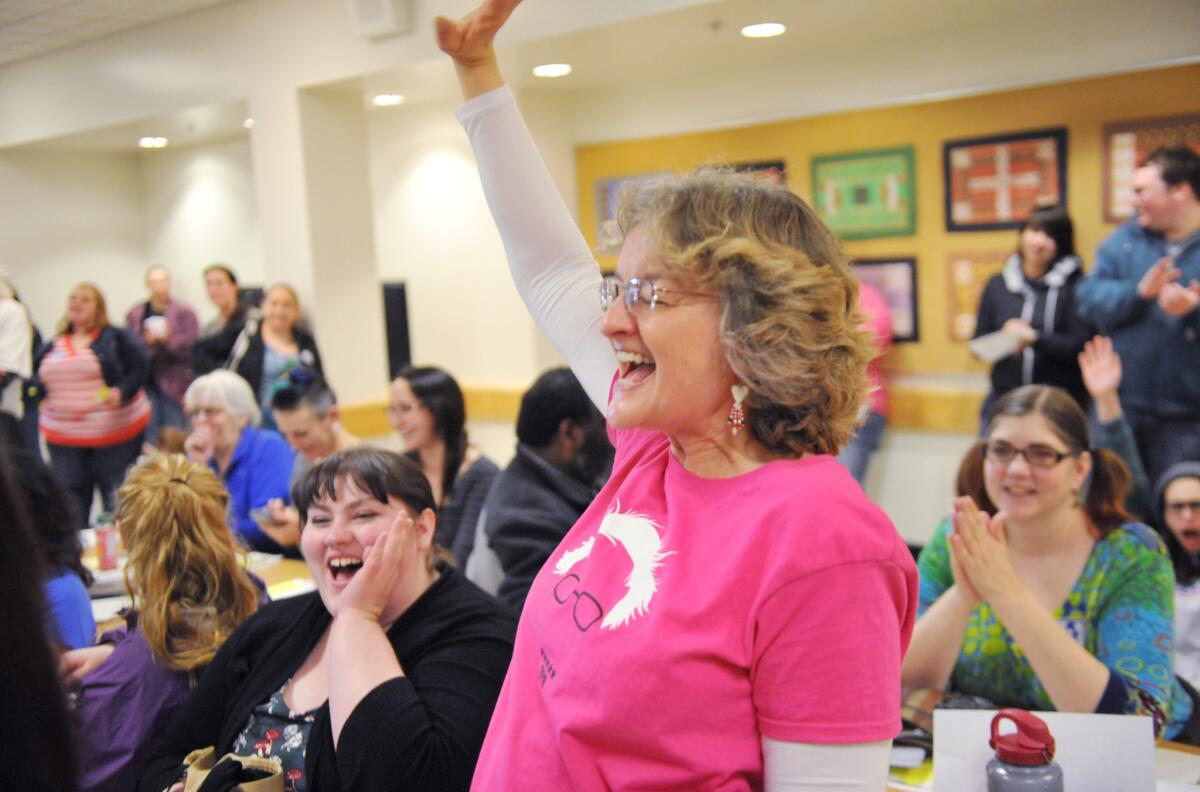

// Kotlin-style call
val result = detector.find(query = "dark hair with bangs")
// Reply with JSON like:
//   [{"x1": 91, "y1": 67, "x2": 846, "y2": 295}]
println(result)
[
  {"x1": 1020, "y1": 205, "x2": 1076, "y2": 262},
  {"x1": 292, "y1": 447, "x2": 436, "y2": 526},
  {"x1": 393, "y1": 366, "x2": 468, "y2": 505}
]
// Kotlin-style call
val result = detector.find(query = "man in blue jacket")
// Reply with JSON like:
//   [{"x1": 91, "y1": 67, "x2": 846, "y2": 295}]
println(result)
[{"x1": 1077, "y1": 146, "x2": 1200, "y2": 485}]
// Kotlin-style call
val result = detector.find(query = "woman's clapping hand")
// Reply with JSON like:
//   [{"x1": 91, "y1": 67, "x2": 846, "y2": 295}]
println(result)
[{"x1": 949, "y1": 496, "x2": 1016, "y2": 605}]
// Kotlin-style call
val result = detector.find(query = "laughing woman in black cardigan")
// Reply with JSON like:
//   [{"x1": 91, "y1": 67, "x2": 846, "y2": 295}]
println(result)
[{"x1": 140, "y1": 448, "x2": 515, "y2": 792}]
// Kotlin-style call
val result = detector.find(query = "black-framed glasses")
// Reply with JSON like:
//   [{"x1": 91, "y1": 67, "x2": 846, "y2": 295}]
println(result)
[
  {"x1": 982, "y1": 441, "x2": 1072, "y2": 469},
  {"x1": 598, "y1": 276, "x2": 710, "y2": 314},
  {"x1": 1166, "y1": 500, "x2": 1200, "y2": 517},
  {"x1": 553, "y1": 573, "x2": 603, "y2": 632}
]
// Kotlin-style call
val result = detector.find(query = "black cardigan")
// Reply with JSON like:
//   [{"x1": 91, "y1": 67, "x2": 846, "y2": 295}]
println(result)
[
  {"x1": 973, "y1": 256, "x2": 1095, "y2": 408},
  {"x1": 139, "y1": 567, "x2": 515, "y2": 792},
  {"x1": 33, "y1": 324, "x2": 149, "y2": 402}
]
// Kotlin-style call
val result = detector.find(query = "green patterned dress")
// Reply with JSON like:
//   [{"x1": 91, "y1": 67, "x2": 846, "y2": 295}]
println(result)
[{"x1": 917, "y1": 519, "x2": 1192, "y2": 738}]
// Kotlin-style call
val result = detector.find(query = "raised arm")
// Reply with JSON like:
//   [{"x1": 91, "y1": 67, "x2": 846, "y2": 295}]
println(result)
[{"x1": 439, "y1": 0, "x2": 614, "y2": 410}]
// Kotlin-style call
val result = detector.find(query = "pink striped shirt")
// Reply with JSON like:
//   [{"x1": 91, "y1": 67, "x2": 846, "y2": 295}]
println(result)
[{"x1": 38, "y1": 334, "x2": 150, "y2": 447}]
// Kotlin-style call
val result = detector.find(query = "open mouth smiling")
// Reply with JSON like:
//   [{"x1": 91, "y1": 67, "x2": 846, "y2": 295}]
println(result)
[
  {"x1": 616, "y1": 350, "x2": 656, "y2": 384},
  {"x1": 328, "y1": 556, "x2": 364, "y2": 582}
]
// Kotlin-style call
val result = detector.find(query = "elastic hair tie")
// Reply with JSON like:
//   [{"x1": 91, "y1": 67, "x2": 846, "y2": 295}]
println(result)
[{"x1": 169, "y1": 477, "x2": 188, "y2": 485}]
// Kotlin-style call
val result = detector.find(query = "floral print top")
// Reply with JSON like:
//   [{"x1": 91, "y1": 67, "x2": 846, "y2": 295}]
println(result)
[
  {"x1": 233, "y1": 681, "x2": 319, "y2": 792},
  {"x1": 918, "y1": 519, "x2": 1192, "y2": 738}
]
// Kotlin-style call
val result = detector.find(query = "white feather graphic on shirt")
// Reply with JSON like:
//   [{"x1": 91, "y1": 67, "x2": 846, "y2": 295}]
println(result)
[
  {"x1": 597, "y1": 508, "x2": 673, "y2": 629},
  {"x1": 553, "y1": 536, "x2": 595, "y2": 575},
  {"x1": 551, "y1": 500, "x2": 673, "y2": 630}
]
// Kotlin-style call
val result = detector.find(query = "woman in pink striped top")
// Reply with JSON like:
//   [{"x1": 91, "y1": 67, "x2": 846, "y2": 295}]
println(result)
[{"x1": 35, "y1": 283, "x2": 151, "y2": 526}]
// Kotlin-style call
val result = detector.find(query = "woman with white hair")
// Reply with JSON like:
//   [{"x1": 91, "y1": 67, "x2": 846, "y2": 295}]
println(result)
[{"x1": 184, "y1": 369, "x2": 296, "y2": 552}]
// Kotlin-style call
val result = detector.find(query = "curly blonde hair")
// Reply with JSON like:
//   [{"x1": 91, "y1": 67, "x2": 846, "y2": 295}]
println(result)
[
  {"x1": 116, "y1": 454, "x2": 260, "y2": 671},
  {"x1": 618, "y1": 168, "x2": 875, "y2": 456}
]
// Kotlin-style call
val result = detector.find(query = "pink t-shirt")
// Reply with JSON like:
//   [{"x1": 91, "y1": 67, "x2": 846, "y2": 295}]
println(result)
[{"x1": 471, "y1": 425, "x2": 917, "y2": 791}]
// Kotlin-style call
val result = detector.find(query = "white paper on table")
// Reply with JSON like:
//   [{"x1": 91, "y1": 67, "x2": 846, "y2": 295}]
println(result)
[
  {"x1": 968, "y1": 330, "x2": 1025, "y2": 363},
  {"x1": 933, "y1": 709, "x2": 1155, "y2": 792}
]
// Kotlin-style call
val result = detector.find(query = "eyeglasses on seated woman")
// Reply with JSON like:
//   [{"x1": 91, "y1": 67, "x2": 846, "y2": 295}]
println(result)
[{"x1": 139, "y1": 447, "x2": 516, "y2": 792}]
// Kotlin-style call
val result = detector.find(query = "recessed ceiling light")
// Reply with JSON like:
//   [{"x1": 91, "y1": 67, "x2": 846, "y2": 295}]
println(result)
[
  {"x1": 371, "y1": 94, "x2": 406, "y2": 107},
  {"x1": 532, "y1": 63, "x2": 572, "y2": 78},
  {"x1": 138, "y1": 136, "x2": 168, "y2": 149},
  {"x1": 740, "y1": 22, "x2": 786, "y2": 38},
  {"x1": 243, "y1": 118, "x2": 255, "y2": 129}
]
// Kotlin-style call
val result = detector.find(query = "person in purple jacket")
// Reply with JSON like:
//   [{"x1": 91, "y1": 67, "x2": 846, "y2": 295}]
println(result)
[
  {"x1": 125, "y1": 266, "x2": 199, "y2": 443},
  {"x1": 59, "y1": 453, "x2": 262, "y2": 792}
]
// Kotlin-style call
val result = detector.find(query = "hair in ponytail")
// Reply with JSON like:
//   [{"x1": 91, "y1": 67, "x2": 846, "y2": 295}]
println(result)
[
  {"x1": 955, "y1": 439, "x2": 996, "y2": 513},
  {"x1": 1083, "y1": 447, "x2": 1134, "y2": 535},
  {"x1": 117, "y1": 454, "x2": 260, "y2": 670},
  {"x1": 983, "y1": 385, "x2": 1132, "y2": 536}
]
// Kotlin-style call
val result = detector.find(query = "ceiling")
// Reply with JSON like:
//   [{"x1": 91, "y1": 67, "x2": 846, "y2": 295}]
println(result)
[
  {"x1": 11, "y1": 0, "x2": 1200, "y2": 153},
  {"x1": 0, "y1": 0, "x2": 240, "y2": 68}
]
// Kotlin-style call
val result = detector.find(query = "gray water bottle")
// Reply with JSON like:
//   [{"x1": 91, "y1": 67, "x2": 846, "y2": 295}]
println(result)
[{"x1": 986, "y1": 709, "x2": 1063, "y2": 791}]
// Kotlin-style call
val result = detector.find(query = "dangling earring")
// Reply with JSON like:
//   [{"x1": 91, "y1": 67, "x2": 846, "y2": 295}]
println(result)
[
  {"x1": 1072, "y1": 488, "x2": 1083, "y2": 507},
  {"x1": 727, "y1": 384, "x2": 748, "y2": 436}
]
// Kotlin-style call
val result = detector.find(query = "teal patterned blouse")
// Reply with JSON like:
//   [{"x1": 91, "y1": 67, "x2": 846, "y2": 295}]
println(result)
[{"x1": 917, "y1": 519, "x2": 1192, "y2": 739}]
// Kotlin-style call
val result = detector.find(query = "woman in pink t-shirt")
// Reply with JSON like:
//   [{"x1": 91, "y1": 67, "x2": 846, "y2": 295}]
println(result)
[{"x1": 438, "y1": 3, "x2": 918, "y2": 789}]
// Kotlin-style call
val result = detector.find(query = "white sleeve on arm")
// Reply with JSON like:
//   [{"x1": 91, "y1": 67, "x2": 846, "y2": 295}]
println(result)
[
  {"x1": 763, "y1": 738, "x2": 892, "y2": 791},
  {"x1": 457, "y1": 86, "x2": 615, "y2": 411}
]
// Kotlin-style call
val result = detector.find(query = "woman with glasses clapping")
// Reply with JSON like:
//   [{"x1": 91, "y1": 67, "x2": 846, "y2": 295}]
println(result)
[{"x1": 902, "y1": 384, "x2": 1196, "y2": 740}]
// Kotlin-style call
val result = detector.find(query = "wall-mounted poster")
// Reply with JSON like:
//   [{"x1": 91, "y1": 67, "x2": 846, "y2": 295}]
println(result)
[
  {"x1": 947, "y1": 251, "x2": 1008, "y2": 341},
  {"x1": 595, "y1": 171, "x2": 667, "y2": 252},
  {"x1": 734, "y1": 159, "x2": 786, "y2": 185},
  {"x1": 812, "y1": 147, "x2": 915, "y2": 240},
  {"x1": 1102, "y1": 114, "x2": 1200, "y2": 223},
  {"x1": 853, "y1": 257, "x2": 919, "y2": 343},
  {"x1": 943, "y1": 128, "x2": 1066, "y2": 232}
]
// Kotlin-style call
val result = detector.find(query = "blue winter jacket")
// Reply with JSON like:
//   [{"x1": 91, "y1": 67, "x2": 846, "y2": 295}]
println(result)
[{"x1": 1076, "y1": 220, "x2": 1200, "y2": 417}]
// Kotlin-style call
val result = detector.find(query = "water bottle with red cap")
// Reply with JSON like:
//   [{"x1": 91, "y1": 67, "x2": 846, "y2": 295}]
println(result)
[{"x1": 986, "y1": 708, "x2": 1063, "y2": 791}]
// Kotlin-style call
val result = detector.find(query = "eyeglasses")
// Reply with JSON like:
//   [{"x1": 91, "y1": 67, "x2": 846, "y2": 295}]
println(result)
[
  {"x1": 553, "y1": 573, "x2": 603, "y2": 632},
  {"x1": 982, "y1": 441, "x2": 1072, "y2": 469},
  {"x1": 386, "y1": 401, "x2": 421, "y2": 417},
  {"x1": 185, "y1": 406, "x2": 225, "y2": 422},
  {"x1": 599, "y1": 276, "x2": 710, "y2": 314},
  {"x1": 1166, "y1": 501, "x2": 1200, "y2": 517}
]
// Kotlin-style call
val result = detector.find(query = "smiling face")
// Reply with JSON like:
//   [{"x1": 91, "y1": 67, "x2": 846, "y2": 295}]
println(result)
[
  {"x1": 67, "y1": 286, "x2": 100, "y2": 331},
  {"x1": 388, "y1": 378, "x2": 437, "y2": 453},
  {"x1": 984, "y1": 413, "x2": 1090, "y2": 524},
  {"x1": 299, "y1": 477, "x2": 435, "y2": 621},
  {"x1": 262, "y1": 286, "x2": 299, "y2": 334},
  {"x1": 275, "y1": 404, "x2": 338, "y2": 462},
  {"x1": 1132, "y1": 164, "x2": 1176, "y2": 232},
  {"x1": 205, "y1": 269, "x2": 239, "y2": 315},
  {"x1": 186, "y1": 399, "x2": 247, "y2": 457},
  {"x1": 601, "y1": 225, "x2": 732, "y2": 439},
  {"x1": 1020, "y1": 226, "x2": 1057, "y2": 278},
  {"x1": 1164, "y1": 476, "x2": 1200, "y2": 555}
]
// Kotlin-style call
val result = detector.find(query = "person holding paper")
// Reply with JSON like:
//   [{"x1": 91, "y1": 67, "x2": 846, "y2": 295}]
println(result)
[
  {"x1": 903, "y1": 384, "x2": 1194, "y2": 740},
  {"x1": 972, "y1": 206, "x2": 1095, "y2": 422}
]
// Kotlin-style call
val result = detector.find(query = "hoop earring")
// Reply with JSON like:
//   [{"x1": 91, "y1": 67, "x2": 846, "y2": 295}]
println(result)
[{"x1": 727, "y1": 384, "x2": 748, "y2": 436}]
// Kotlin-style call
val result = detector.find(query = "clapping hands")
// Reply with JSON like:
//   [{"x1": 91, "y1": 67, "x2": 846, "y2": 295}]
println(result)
[{"x1": 948, "y1": 496, "x2": 1015, "y2": 607}]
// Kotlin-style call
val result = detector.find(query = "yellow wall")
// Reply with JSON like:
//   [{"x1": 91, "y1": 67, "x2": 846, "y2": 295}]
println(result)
[{"x1": 576, "y1": 63, "x2": 1200, "y2": 377}]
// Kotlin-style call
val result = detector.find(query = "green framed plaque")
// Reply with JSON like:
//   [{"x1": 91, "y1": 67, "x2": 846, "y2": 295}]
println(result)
[{"x1": 811, "y1": 147, "x2": 916, "y2": 239}]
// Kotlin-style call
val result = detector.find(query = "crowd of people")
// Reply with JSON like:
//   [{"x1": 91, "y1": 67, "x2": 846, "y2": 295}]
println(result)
[{"x1": 1, "y1": 0, "x2": 1199, "y2": 789}]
